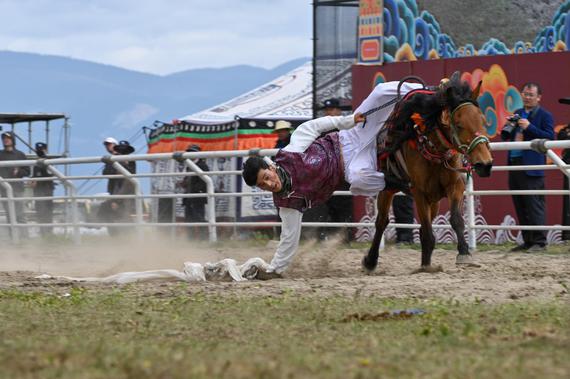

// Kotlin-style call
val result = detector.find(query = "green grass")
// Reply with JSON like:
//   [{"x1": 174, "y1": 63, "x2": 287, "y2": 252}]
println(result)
[{"x1": 0, "y1": 288, "x2": 568, "y2": 379}]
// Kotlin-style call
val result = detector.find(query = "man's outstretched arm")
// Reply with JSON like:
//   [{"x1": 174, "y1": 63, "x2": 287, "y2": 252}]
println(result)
[
  {"x1": 266, "y1": 207, "x2": 303, "y2": 274},
  {"x1": 284, "y1": 115, "x2": 362, "y2": 153}
]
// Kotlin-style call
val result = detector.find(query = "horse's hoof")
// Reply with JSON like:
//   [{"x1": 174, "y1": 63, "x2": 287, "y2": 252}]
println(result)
[
  {"x1": 412, "y1": 265, "x2": 444, "y2": 274},
  {"x1": 456, "y1": 254, "x2": 481, "y2": 267},
  {"x1": 361, "y1": 256, "x2": 377, "y2": 274}
]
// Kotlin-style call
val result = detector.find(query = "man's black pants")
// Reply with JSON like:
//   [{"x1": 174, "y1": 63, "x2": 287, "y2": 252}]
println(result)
[
  {"x1": 393, "y1": 194, "x2": 414, "y2": 242},
  {"x1": 508, "y1": 165, "x2": 547, "y2": 246}
]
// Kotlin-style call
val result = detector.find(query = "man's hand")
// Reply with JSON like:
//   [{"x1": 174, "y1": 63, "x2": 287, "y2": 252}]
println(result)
[
  {"x1": 354, "y1": 113, "x2": 366, "y2": 124},
  {"x1": 518, "y1": 118, "x2": 530, "y2": 130}
]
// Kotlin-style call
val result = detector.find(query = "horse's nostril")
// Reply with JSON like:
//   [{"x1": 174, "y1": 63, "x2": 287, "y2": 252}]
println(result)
[{"x1": 473, "y1": 162, "x2": 492, "y2": 177}]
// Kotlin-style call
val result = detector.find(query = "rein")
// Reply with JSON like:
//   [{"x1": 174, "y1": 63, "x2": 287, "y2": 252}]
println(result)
[{"x1": 413, "y1": 101, "x2": 490, "y2": 177}]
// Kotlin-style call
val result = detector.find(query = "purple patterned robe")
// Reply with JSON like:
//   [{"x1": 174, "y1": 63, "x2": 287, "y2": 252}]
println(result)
[{"x1": 273, "y1": 132, "x2": 345, "y2": 212}]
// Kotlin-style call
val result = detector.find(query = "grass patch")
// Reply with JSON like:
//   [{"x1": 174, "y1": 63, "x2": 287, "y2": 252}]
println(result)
[{"x1": 0, "y1": 288, "x2": 568, "y2": 379}]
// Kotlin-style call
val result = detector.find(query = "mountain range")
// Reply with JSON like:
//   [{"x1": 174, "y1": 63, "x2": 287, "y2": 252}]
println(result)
[{"x1": 0, "y1": 51, "x2": 309, "y2": 157}]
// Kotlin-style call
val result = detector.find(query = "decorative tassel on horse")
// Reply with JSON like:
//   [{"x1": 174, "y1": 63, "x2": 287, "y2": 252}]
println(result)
[{"x1": 409, "y1": 109, "x2": 483, "y2": 179}]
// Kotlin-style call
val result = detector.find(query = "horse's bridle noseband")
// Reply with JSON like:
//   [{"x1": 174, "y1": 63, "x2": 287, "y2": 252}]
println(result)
[{"x1": 448, "y1": 101, "x2": 490, "y2": 156}]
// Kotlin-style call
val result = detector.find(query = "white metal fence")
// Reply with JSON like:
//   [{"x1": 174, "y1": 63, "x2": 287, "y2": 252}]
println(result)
[{"x1": 0, "y1": 139, "x2": 569, "y2": 249}]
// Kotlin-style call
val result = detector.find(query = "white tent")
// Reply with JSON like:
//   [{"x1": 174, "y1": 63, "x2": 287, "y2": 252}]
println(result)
[{"x1": 180, "y1": 62, "x2": 313, "y2": 124}]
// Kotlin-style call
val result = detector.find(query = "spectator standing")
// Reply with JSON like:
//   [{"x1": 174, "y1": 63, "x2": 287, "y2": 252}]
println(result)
[
  {"x1": 100, "y1": 140, "x2": 136, "y2": 236},
  {"x1": 557, "y1": 97, "x2": 570, "y2": 241},
  {"x1": 102, "y1": 137, "x2": 119, "y2": 194},
  {"x1": 31, "y1": 142, "x2": 55, "y2": 236},
  {"x1": 501, "y1": 83, "x2": 554, "y2": 252},
  {"x1": 273, "y1": 120, "x2": 292, "y2": 149},
  {"x1": 393, "y1": 194, "x2": 414, "y2": 245},
  {"x1": 322, "y1": 98, "x2": 354, "y2": 242},
  {"x1": 182, "y1": 144, "x2": 210, "y2": 240},
  {"x1": 0, "y1": 132, "x2": 30, "y2": 234}
]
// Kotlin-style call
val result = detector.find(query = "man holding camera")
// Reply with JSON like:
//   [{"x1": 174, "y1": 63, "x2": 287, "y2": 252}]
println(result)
[
  {"x1": 501, "y1": 82, "x2": 554, "y2": 252},
  {"x1": 557, "y1": 97, "x2": 570, "y2": 241}
]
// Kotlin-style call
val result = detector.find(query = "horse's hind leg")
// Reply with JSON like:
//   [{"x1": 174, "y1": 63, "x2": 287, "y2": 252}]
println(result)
[{"x1": 362, "y1": 191, "x2": 394, "y2": 273}]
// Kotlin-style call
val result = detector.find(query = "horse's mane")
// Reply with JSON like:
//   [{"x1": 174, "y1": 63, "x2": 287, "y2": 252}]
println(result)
[{"x1": 384, "y1": 80, "x2": 475, "y2": 153}]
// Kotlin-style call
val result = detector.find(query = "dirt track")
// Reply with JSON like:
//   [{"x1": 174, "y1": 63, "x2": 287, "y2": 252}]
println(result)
[{"x1": 1, "y1": 238, "x2": 568, "y2": 303}]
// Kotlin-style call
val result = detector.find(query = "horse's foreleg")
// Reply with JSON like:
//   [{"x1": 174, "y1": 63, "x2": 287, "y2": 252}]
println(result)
[
  {"x1": 362, "y1": 191, "x2": 394, "y2": 273},
  {"x1": 447, "y1": 181, "x2": 475, "y2": 265}
]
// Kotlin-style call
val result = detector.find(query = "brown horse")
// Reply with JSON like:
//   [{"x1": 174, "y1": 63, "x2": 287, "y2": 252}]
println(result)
[{"x1": 362, "y1": 73, "x2": 493, "y2": 272}]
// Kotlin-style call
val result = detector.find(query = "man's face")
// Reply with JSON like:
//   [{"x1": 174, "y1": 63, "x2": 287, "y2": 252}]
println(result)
[
  {"x1": 522, "y1": 86, "x2": 541, "y2": 109},
  {"x1": 2, "y1": 136, "x2": 13, "y2": 148},
  {"x1": 104, "y1": 142, "x2": 116, "y2": 154},
  {"x1": 324, "y1": 107, "x2": 342, "y2": 116},
  {"x1": 256, "y1": 166, "x2": 282, "y2": 192},
  {"x1": 276, "y1": 129, "x2": 290, "y2": 141}
]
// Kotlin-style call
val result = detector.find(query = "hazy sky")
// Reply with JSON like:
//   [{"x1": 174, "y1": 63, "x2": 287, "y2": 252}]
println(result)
[{"x1": 0, "y1": 0, "x2": 312, "y2": 75}]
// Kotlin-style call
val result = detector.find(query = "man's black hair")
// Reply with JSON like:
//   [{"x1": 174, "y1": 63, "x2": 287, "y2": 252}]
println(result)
[
  {"x1": 522, "y1": 82, "x2": 542, "y2": 95},
  {"x1": 242, "y1": 156, "x2": 269, "y2": 186}
]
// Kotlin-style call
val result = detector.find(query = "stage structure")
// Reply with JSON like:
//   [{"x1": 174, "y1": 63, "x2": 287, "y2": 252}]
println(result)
[
  {"x1": 312, "y1": 0, "x2": 359, "y2": 116},
  {"x1": 350, "y1": 0, "x2": 570, "y2": 244}
]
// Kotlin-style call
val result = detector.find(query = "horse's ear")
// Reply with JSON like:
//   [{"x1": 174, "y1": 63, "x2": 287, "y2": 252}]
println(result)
[
  {"x1": 472, "y1": 80, "x2": 482, "y2": 101},
  {"x1": 440, "y1": 108, "x2": 451, "y2": 126},
  {"x1": 449, "y1": 71, "x2": 461, "y2": 83}
]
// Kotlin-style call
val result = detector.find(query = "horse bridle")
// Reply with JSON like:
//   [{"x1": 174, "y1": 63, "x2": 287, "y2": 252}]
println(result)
[{"x1": 448, "y1": 101, "x2": 490, "y2": 156}]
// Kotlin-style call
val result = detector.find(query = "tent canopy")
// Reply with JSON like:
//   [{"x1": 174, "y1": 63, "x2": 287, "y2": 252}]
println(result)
[{"x1": 180, "y1": 62, "x2": 313, "y2": 125}]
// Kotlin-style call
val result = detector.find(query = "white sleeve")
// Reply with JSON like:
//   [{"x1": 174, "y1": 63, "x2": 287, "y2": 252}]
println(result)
[
  {"x1": 283, "y1": 115, "x2": 356, "y2": 153},
  {"x1": 267, "y1": 207, "x2": 303, "y2": 274}
]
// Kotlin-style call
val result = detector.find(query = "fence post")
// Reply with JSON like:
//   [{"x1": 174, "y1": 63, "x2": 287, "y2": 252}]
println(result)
[
  {"x1": 111, "y1": 161, "x2": 144, "y2": 239},
  {"x1": 45, "y1": 163, "x2": 80, "y2": 244},
  {"x1": 465, "y1": 175, "x2": 477, "y2": 251},
  {"x1": 183, "y1": 158, "x2": 217, "y2": 243},
  {"x1": 0, "y1": 178, "x2": 19, "y2": 243}
]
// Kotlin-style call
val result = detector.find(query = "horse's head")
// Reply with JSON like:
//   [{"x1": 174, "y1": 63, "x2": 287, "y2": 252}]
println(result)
[{"x1": 440, "y1": 73, "x2": 493, "y2": 177}]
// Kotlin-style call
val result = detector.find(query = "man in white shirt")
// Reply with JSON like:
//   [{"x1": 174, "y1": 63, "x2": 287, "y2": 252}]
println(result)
[{"x1": 242, "y1": 81, "x2": 421, "y2": 279}]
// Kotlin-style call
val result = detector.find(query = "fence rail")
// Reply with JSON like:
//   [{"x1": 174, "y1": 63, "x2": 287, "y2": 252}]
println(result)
[{"x1": 0, "y1": 139, "x2": 569, "y2": 249}]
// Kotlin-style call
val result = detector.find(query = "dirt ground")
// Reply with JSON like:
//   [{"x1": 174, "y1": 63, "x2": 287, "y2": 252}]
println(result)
[{"x1": 1, "y1": 237, "x2": 568, "y2": 303}]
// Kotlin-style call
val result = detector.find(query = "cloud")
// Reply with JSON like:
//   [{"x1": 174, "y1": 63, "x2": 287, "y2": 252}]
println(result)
[
  {"x1": 0, "y1": 0, "x2": 312, "y2": 74},
  {"x1": 113, "y1": 103, "x2": 159, "y2": 129}
]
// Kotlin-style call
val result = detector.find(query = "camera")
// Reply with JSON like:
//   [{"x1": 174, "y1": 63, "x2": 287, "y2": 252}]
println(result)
[{"x1": 501, "y1": 114, "x2": 521, "y2": 140}]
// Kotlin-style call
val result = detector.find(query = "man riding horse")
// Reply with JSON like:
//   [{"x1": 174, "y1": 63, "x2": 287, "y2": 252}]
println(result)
[{"x1": 243, "y1": 75, "x2": 492, "y2": 279}]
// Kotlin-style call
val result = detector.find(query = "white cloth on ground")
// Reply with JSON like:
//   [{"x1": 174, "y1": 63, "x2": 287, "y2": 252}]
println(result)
[{"x1": 35, "y1": 257, "x2": 271, "y2": 284}]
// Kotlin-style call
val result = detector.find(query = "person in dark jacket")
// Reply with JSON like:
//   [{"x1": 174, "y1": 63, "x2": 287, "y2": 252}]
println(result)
[
  {"x1": 102, "y1": 137, "x2": 119, "y2": 194},
  {"x1": 0, "y1": 132, "x2": 30, "y2": 230},
  {"x1": 322, "y1": 98, "x2": 354, "y2": 242},
  {"x1": 558, "y1": 96, "x2": 570, "y2": 241},
  {"x1": 31, "y1": 142, "x2": 55, "y2": 236},
  {"x1": 393, "y1": 194, "x2": 414, "y2": 244},
  {"x1": 501, "y1": 82, "x2": 554, "y2": 252},
  {"x1": 182, "y1": 144, "x2": 210, "y2": 239},
  {"x1": 100, "y1": 140, "x2": 136, "y2": 236},
  {"x1": 558, "y1": 122, "x2": 570, "y2": 241}
]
